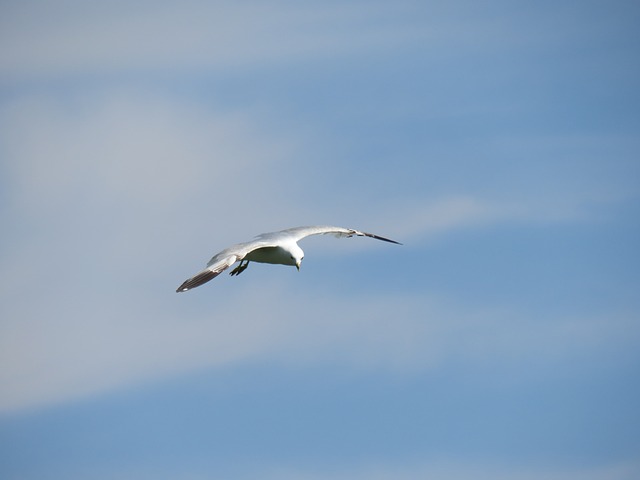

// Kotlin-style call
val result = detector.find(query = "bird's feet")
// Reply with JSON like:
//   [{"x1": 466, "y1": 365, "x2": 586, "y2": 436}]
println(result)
[{"x1": 229, "y1": 261, "x2": 249, "y2": 276}]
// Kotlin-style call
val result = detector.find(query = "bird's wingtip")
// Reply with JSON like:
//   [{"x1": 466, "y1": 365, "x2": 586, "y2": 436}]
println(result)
[
  {"x1": 175, "y1": 269, "x2": 220, "y2": 293},
  {"x1": 363, "y1": 232, "x2": 402, "y2": 245}
]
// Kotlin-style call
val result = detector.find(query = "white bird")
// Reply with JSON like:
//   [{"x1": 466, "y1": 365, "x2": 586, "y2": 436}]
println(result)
[{"x1": 176, "y1": 225, "x2": 401, "y2": 292}]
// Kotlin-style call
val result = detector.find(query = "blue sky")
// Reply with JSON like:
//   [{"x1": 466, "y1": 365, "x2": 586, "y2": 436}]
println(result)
[{"x1": 1, "y1": 0, "x2": 639, "y2": 478}]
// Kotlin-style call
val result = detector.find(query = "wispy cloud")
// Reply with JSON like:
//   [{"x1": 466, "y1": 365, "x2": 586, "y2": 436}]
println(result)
[
  {"x1": 1, "y1": 271, "x2": 635, "y2": 412},
  {"x1": 5, "y1": 0, "x2": 611, "y2": 81},
  {"x1": 0, "y1": 1, "x2": 426, "y2": 79},
  {"x1": 1, "y1": 89, "x2": 633, "y2": 412},
  {"x1": 363, "y1": 191, "x2": 609, "y2": 246},
  {"x1": 1, "y1": 90, "x2": 293, "y2": 209},
  {"x1": 0, "y1": 90, "x2": 300, "y2": 410}
]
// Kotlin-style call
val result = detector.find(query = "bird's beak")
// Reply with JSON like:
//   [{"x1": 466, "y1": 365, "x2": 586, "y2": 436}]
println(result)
[{"x1": 296, "y1": 262, "x2": 300, "y2": 271}]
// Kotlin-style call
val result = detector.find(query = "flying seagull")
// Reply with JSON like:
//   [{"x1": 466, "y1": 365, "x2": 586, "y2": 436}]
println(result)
[{"x1": 176, "y1": 225, "x2": 401, "y2": 292}]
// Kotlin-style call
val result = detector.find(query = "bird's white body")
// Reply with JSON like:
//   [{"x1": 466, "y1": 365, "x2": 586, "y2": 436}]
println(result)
[
  {"x1": 245, "y1": 244, "x2": 302, "y2": 266},
  {"x1": 176, "y1": 225, "x2": 400, "y2": 292}
]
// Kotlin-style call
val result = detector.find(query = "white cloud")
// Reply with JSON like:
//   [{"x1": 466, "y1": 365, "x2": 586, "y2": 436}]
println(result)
[
  {"x1": 2, "y1": 0, "x2": 614, "y2": 83},
  {"x1": 1, "y1": 90, "x2": 293, "y2": 210},
  {"x1": 0, "y1": 0, "x2": 426, "y2": 79},
  {"x1": 1, "y1": 87, "x2": 632, "y2": 412},
  {"x1": 1, "y1": 266, "x2": 635, "y2": 412},
  {"x1": 0, "y1": 89, "x2": 301, "y2": 410},
  {"x1": 360, "y1": 192, "x2": 598, "y2": 247}
]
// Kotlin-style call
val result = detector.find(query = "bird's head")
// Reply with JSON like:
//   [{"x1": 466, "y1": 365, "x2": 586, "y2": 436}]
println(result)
[{"x1": 289, "y1": 244, "x2": 304, "y2": 271}]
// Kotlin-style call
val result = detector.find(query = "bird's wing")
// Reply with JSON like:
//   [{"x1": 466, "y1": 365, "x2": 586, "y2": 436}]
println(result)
[
  {"x1": 176, "y1": 255, "x2": 238, "y2": 292},
  {"x1": 176, "y1": 238, "x2": 284, "y2": 292},
  {"x1": 205, "y1": 238, "x2": 282, "y2": 267},
  {"x1": 268, "y1": 225, "x2": 402, "y2": 245}
]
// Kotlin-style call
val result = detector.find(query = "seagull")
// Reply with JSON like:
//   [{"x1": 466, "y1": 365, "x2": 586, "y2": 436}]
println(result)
[{"x1": 176, "y1": 225, "x2": 401, "y2": 292}]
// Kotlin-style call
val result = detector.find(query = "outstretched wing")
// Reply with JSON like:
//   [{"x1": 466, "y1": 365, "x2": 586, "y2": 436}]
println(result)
[
  {"x1": 176, "y1": 255, "x2": 237, "y2": 292},
  {"x1": 272, "y1": 225, "x2": 402, "y2": 245},
  {"x1": 176, "y1": 237, "x2": 283, "y2": 293}
]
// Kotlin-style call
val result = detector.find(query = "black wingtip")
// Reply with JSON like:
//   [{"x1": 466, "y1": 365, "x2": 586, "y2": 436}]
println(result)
[
  {"x1": 176, "y1": 269, "x2": 220, "y2": 293},
  {"x1": 364, "y1": 232, "x2": 403, "y2": 245}
]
